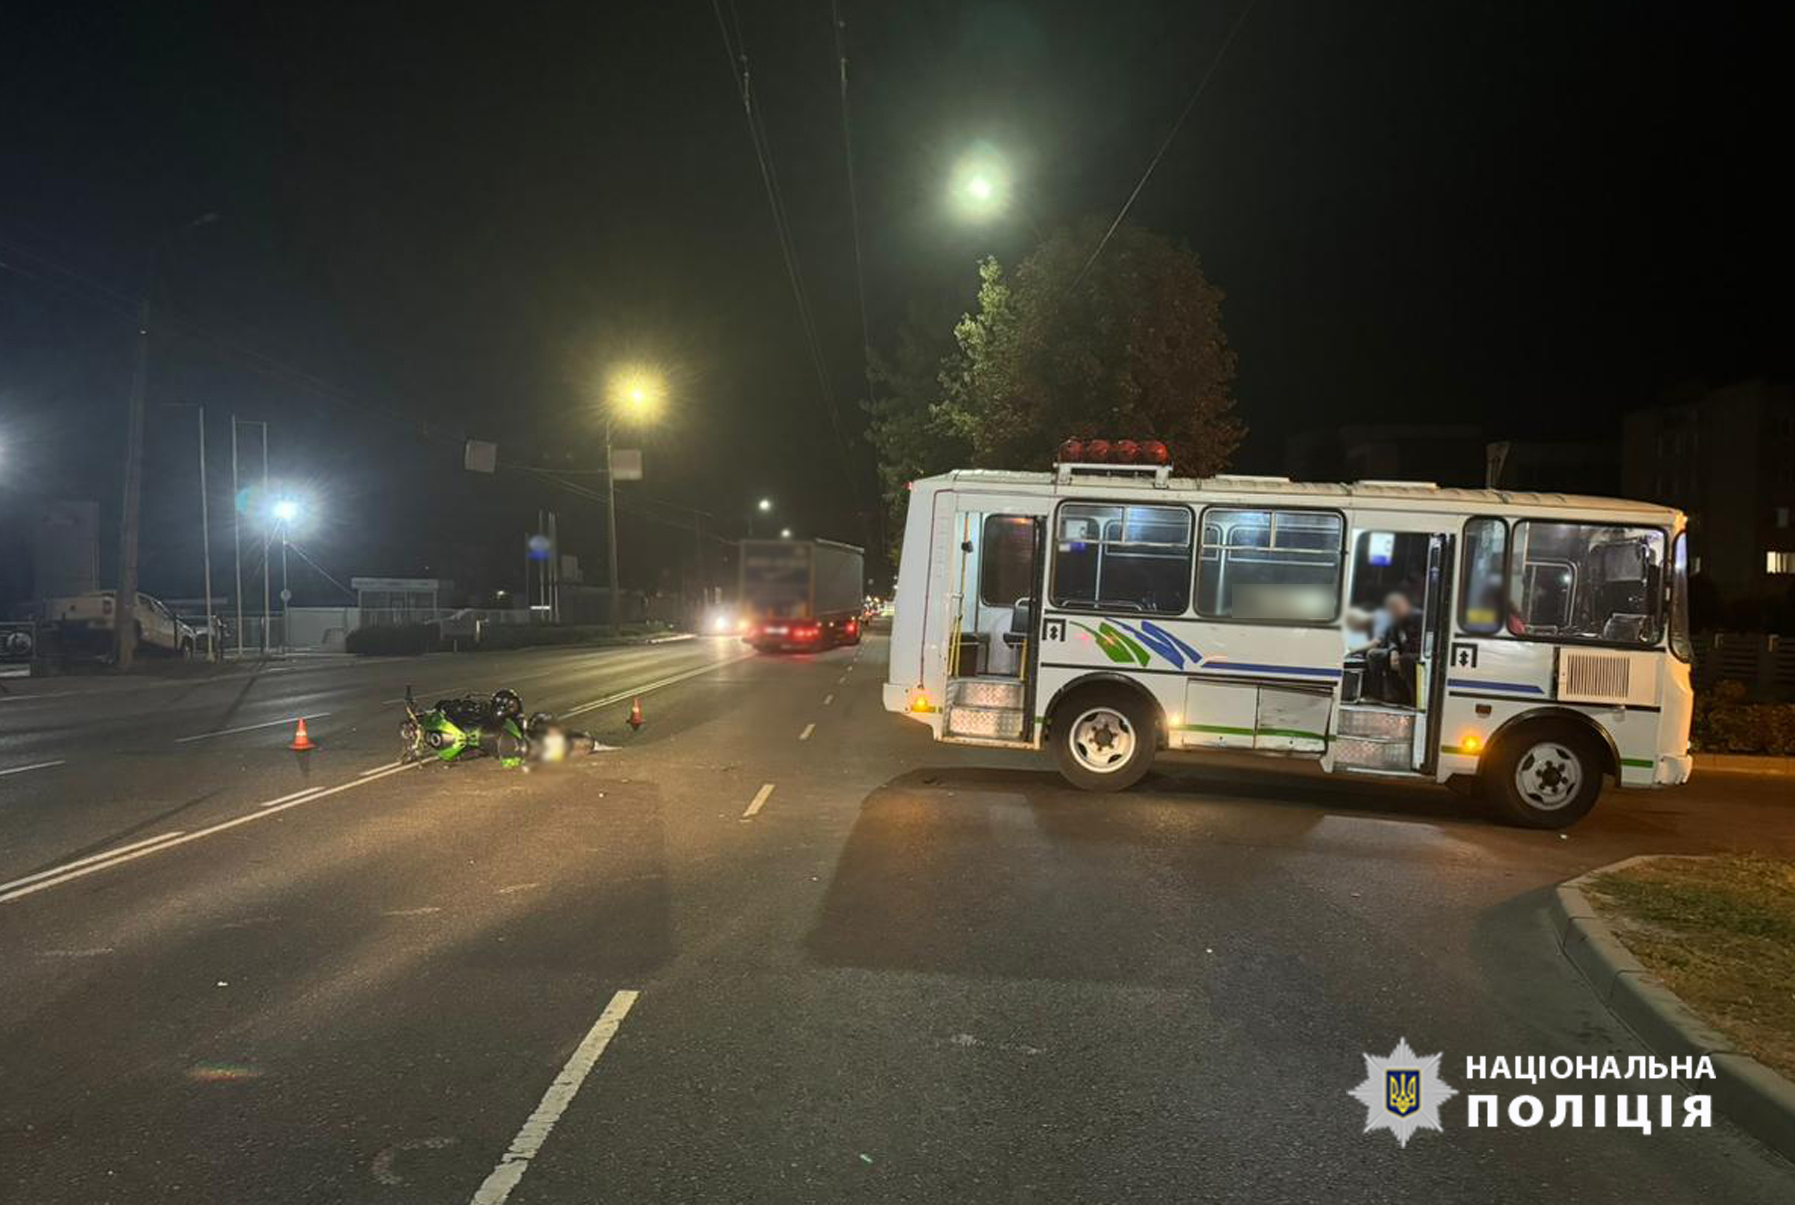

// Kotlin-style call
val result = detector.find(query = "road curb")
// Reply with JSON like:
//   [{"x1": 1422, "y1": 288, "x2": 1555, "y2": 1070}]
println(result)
[
  {"x1": 1550, "y1": 860, "x2": 1795, "y2": 1163},
  {"x1": 1694, "y1": 752, "x2": 1795, "y2": 775}
]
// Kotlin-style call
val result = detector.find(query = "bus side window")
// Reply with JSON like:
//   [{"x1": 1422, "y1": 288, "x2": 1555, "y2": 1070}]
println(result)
[{"x1": 1459, "y1": 518, "x2": 1506, "y2": 634}]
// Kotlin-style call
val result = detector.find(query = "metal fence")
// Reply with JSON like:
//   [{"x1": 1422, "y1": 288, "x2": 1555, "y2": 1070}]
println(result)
[{"x1": 1692, "y1": 632, "x2": 1795, "y2": 700}]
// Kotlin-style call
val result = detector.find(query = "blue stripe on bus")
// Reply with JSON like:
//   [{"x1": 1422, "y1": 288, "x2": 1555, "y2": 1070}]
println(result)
[
  {"x1": 1446, "y1": 678, "x2": 1545, "y2": 694},
  {"x1": 1205, "y1": 662, "x2": 1344, "y2": 679}
]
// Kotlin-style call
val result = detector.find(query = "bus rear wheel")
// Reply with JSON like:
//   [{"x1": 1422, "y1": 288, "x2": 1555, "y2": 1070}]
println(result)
[
  {"x1": 1051, "y1": 686, "x2": 1155, "y2": 792},
  {"x1": 1482, "y1": 722, "x2": 1603, "y2": 828}
]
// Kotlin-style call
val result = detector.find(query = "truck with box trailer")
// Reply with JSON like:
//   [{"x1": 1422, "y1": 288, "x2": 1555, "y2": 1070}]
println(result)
[{"x1": 738, "y1": 538, "x2": 864, "y2": 652}]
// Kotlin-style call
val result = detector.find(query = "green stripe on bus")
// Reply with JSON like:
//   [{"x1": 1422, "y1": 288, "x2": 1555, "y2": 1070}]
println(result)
[
  {"x1": 1439, "y1": 744, "x2": 1481, "y2": 757},
  {"x1": 1620, "y1": 757, "x2": 1654, "y2": 769}
]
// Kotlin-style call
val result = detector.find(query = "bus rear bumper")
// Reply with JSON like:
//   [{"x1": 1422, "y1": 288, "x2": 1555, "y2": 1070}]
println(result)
[{"x1": 1655, "y1": 754, "x2": 1694, "y2": 787}]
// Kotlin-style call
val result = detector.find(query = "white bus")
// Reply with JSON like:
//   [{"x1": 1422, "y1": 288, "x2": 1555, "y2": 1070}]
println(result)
[{"x1": 884, "y1": 455, "x2": 1694, "y2": 827}]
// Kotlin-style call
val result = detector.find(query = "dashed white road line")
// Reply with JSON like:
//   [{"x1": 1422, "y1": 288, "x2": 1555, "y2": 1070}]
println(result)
[
  {"x1": 467, "y1": 988, "x2": 639, "y2": 1205},
  {"x1": 0, "y1": 759, "x2": 66, "y2": 778},
  {"x1": 797, "y1": 723, "x2": 815, "y2": 742},
  {"x1": 175, "y1": 712, "x2": 331, "y2": 744},
  {"x1": 257, "y1": 785, "x2": 325, "y2": 809},
  {"x1": 0, "y1": 763, "x2": 419, "y2": 904},
  {"x1": 741, "y1": 782, "x2": 775, "y2": 820},
  {"x1": 822, "y1": 693, "x2": 834, "y2": 706}
]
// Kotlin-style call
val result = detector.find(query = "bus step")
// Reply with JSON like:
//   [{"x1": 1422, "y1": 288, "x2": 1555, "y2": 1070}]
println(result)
[
  {"x1": 1331, "y1": 735, "x2": 1413, "y2": 771},
  {"x1": 1337, "y1": 705, "x2": 1416, "y2": 742},
  {"x1": 947, "y1": 678, "x2": 1025, "y2": 709},
  {"x1": 945, "y1": 704, "x2": 1026, "y2": 740}
]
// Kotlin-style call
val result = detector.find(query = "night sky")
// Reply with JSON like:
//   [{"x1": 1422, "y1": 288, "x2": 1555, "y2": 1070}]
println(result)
[{"x1": 2, "y1": 2, "x2": 1788, "y2": 606}]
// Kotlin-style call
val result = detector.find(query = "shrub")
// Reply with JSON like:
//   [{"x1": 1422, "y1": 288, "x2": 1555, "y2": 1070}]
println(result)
[{"x1": 1692, "y1": 681, "x2": 1795, "y2": 755}]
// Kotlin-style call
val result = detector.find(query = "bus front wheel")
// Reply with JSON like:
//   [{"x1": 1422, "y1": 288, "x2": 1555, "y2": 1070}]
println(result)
[
  {"x1": 1051, "y1": 686, "x2": 1155, "y2": 792},
  {"x1": 1482, "y1": 722, "x2": 1603, "y2": 828}
]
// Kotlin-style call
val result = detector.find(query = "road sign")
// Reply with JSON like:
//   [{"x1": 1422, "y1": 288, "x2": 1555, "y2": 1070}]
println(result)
[
  {"x1": 463, "y1": 440, "x2": 498, "y2": 473},
  {"x1": 611, "y1": 449, "x2": 643, "y2": 481},
  {"x1": 279, "y1": 588, "x2": 292, "y2": 603}
]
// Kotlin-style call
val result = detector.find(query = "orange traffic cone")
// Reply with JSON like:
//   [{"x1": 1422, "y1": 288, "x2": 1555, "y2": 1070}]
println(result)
[
  {"x1": 289, "y1": 717, "x2": 316, "y2": 751},
  {"x1": 626, "y1": 698, "x2": 644, "y2": 731}
]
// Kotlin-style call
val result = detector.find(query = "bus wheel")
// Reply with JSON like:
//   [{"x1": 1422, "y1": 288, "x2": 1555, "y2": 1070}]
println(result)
[
  {"x1": 1483, "y1": 722, "x2": 1602, "y2": 828},
  {"x1": 1051, "y1": 687, "x2": 1155, "y2": 792}
]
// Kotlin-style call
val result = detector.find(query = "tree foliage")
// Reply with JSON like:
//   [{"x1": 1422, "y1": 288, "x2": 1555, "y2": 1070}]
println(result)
[
  {"x1": 864, "y1": 218, "x2": 1243, "y2": 566},
  {"x1": 940, "y1": 217, "x2": 1242, "y2": 472}
]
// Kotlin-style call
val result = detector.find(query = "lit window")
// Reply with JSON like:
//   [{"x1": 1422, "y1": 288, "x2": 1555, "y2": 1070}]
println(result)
[{"x1": 1768, "y1": 551, "x2": 1795, "y2": 575}]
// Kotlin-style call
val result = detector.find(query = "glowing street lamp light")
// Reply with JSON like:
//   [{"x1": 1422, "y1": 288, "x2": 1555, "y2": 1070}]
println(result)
[
  {"x1": 780, "y1": 527, "x2": 793, "y2": 539},
  {"x1": 271, "y1": 498, "x2": 301, "y2": 525},
  {"x1": 950, "y1": 147, "x2": 1010, "y2": 220}
]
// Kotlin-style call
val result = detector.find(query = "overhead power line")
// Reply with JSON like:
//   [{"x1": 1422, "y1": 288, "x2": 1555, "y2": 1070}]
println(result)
[
  {"x1": 830, "y1": 0, "x2": 878, "y2": 417},
  {"x1": 707, "y1": 0, "x2": 869, "y2": 522},
  {"x1": 1070, "y1": 0, "x2": 1264, "y2": 290}
]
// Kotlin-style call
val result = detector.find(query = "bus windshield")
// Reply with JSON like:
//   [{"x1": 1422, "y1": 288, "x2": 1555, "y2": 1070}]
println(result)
[{"x1": 1507, "y1": 521, "x2": 1665, "y2": 646}]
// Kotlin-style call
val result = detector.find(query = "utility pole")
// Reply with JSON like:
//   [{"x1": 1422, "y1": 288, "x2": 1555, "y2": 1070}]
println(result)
[
  {"x1": 231, "y1": 418, "x2": 243, "y2": 659},
  {"x1": 114, "y1": 298, "x2": 150, "y2": 670},
  {"x1": 196, "y1": 405, "x2": 215, "y2": 660},
  {"x1": 260, "y1": 422, "x2": 270, "y2": 656},
  {"x1": 604, "y1": 418, "x2": 621, "y2": 635}
]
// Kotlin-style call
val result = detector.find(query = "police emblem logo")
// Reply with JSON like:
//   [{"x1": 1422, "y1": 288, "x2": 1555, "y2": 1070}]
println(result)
[
  {"x1": 1386, "y1": 1069, "x2": 1420, "y2": 1117},
  {"x1": 1348, "y1": 1038, "x2": 1457, "y2": 1147}
]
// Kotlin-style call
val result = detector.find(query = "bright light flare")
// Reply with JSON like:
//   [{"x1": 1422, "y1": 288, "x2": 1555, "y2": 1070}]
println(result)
[
  {"x1": 271, "y1": 498, "x2": 301, "y2": 525},
  {"x1": 950, "y1": 146, "x2": 1010, "y2": 220},
  {"x1": 607, "y1": 365, "x2": 666, "y2": 421}
]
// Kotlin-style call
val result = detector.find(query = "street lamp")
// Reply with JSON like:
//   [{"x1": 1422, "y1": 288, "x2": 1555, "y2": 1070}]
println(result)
[
  {"x1": 602, "y1": 365, "x2": 665, "y2": 633},
  {"x1": 780, "y1": 527, "x2": 792, "y2": 540},
  {"x1": 270, "y1": 495, "x2": 304, "y2": 654}
]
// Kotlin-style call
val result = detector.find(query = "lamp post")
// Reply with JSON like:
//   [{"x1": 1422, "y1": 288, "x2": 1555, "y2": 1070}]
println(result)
[
  {"x1": 271, "y1": 497, "x2": 301, "y2": 653},
  {"x1": 603, "y1": 367, "x2": 663, "y2": 634},
  {"x1": 115, "y1": 211, "x2": 219, "y2": 671}
]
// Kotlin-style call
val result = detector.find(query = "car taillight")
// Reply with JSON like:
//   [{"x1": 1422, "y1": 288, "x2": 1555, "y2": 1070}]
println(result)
[{"x1": 846, "y1": 620, "x2": 858, "y2": 633}]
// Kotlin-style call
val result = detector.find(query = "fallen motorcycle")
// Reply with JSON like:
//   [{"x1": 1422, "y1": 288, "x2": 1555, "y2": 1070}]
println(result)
[{"x1": 399, "y1": 687, "x2": 600, "y2": 768}]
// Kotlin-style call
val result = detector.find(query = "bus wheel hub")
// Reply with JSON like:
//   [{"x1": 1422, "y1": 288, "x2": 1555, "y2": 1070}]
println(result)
[{"x1": 1071, "y1": 708, "x2": 1134, "y2": 771}]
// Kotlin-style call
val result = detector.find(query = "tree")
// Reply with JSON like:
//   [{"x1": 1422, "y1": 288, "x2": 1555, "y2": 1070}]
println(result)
[
  {"x1": 938, "y1": 217, "x2": 1242, "y2": 474},
  {"x1": 862, "y1": 307, "x2": 968, "y2": 567}
]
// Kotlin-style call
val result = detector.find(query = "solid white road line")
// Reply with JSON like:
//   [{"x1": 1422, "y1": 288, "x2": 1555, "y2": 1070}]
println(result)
[
  {"x1": 822, "y1": 693, "x2": 834, "y2": 706},
  {"x1": 741, "y1": 782, "x2": 775, "y2": 819},
  {"x1": 0, "y1": 831, "x2": 188, "y2": 895},
  {"x1": 468, "y1": 989, "x2": 640, "y2": 1205},
  {"x1": 798, "y1": 723, "x2": 815, "y2": 742},
  {"x1": 560, "y1": 652, "x2": 754, "y2": 718},
  {"x1": 0, "y1": 760, "x2": 66, "y2": 778},
  {"x1": 0, "y1": 763, "x2": 419, "y2": 904},
  {"x1": 359, "y1": 760, "x2": 403, "y2": 776},
  {"x1": 175, "y1": 712, "x2": 331, "y2": 744}
]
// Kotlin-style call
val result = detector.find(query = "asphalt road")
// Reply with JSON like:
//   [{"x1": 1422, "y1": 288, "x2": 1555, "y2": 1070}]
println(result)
[{"x1": 2, "y1": 634, "x2": 1792, "y2": 1203}]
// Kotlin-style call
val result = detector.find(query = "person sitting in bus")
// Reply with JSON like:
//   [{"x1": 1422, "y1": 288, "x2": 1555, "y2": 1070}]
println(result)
[{"x1": 1365, "y1": 591, "x2": 1421, "y2": 706}]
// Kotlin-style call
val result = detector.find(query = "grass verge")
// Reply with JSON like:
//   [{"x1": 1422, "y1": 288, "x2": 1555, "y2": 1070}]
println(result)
[{"x1": 1584, "y1": 855, "x2": 1795, "y2": 1080}]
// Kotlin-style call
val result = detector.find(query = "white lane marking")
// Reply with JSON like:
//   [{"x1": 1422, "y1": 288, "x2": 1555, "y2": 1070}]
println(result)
[
  {"x1": 560, "y1": 652, "x2": 754, "y2": 718},
  {"x1": 741, "y1": 782, "x2": 775, "y2": 820},
  {"x1": 798, "y1": 723, "x2": 815, "y2": 742},
  {"x1": 468, "y1": 989, "x2": 639, "y2": 1205},
  {"x1": 0, "y1": 830, "x2": 189, "y2": 895},
  {"x1": 360, "y1": 760, "x2": 402, "y2": 776},
  {"x1": 837, "y1": 676, "x2": 847, "y2": 685},
  {"x1": 822, "y1": 694, "x2": 834, "y2": 706},
  {"x1": 258, "y1": 785, "x2": 325, "y2": 809},
  {"x1": 496, "y1": 882, "x2": 541, "y2": 895},
  {"x1": 0, "y1": 763, "x2": 419, "y2": 904},
  {"x1": 383, "y1": 906, "x2": 443, "y2": 917},
  {"x1": 0, "y1": 690, "x2": 85, "y2": 703},
  {"x1": 175, "y1": 712, "x2": 331, "y2": 744},
  {"x1": 0, "y1": 759, "x2": 66, "y2": 778}
]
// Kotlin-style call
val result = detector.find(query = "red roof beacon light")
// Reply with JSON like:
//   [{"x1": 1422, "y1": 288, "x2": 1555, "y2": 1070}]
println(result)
[
  {"x1": 1140, "y1": 440, "x2": 1170, "y2": 466},
  {"x1": 1113, "y1": 439, "x2": 1140, "y2": 464},
  {"x1": 1083, "y1": 439, "x2": 1112, "y2": 463},
  {"x1": 1058, "y1": 438, "x2": 1084, "y2": 463}
]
